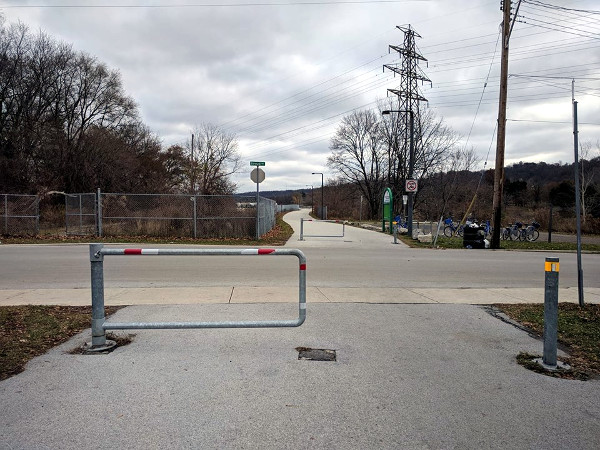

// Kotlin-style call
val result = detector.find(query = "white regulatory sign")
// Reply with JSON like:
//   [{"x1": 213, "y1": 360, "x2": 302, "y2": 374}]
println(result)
[{"x1": 405, "y1": 179, "x2": 418, "y2": 192}]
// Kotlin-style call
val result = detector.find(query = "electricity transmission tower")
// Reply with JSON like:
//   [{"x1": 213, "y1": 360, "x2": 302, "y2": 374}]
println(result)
[{"x1": 384, "y1": 25, "x2": 430, "y2": 233}]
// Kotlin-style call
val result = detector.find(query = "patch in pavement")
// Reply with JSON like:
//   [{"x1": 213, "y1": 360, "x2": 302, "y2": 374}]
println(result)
[
  {"x1": 296, "y1": 347, "x2": 336, "y2": 361},
  {"x1": 71, "y1": 333, "x2": 135, "y2": 355}
]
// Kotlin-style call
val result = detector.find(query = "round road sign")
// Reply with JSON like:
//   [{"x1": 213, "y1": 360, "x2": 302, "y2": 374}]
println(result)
[
  {"x1": 250, "y1": 168, "x2": 265, "y2": 183},
  {"x1": 405, "y1": 179, "x2": 418, "y2": 192}
]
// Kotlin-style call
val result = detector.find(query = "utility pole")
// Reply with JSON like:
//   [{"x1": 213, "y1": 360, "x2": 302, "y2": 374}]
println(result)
[
  {"x1": 384, "y1": 25, "x2": 430, "y2": 238},
  {"x1": 491, "y1": 1, "x2": 512, "y2": 249},
  {"x1": 491, "y1": 0, "x2": 521, "y2": 248}
]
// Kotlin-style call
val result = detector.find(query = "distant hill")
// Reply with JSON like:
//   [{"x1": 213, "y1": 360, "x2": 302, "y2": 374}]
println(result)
[
  {"x1": 236, "y1": 189, "x2": 299, "y2": 203},
  {"x1": 504, "y1": 161, "x2": 574, "y2": 185}
]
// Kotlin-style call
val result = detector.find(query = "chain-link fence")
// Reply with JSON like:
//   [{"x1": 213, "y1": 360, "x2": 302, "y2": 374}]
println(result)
[
  {"x1": 3, "y1": 191, "x2": 277, "y2": 239},
  {"x1": 0, "y1": 194, "x2": 39, "y2": 235},
  {"x1": 258, "y1": 196, "x2": 277, "y2": 237},
  {"x1": 65, "y1": 193, "x2": 97, "y2": 235},
  {"x1": 99, "y1": 192, "x2": 276, "y2": 239}
]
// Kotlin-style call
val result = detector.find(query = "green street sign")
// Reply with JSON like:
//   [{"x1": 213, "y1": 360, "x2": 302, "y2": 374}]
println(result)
[{"x1": 250, "y1": 161, "x2": 265, "y2": 166}]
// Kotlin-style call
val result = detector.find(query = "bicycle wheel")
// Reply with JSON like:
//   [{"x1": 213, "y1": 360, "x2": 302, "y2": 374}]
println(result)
[
  {"x1": 501, "y1": 229, "x2": 509, "y2": 240},
  {"x1": 443, "y1": 226, "x2": 454, "y2": 237},
  {"x1": 528, "y1": 229, "x2": 540, "y2": 242},
  {"x1": 457, "y1": 225, "x2": 464, "y2": 237}
]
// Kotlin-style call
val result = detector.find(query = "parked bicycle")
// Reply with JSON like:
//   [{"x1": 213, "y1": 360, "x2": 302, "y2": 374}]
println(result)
[
  {"x1": 394, "y1": 215, "x2": 408, "y2": 230},
  {"x1": 519, "y1": 221, "x2": 540, "y2": 242},
  {"x1": 501, "y1": 222, "x2": 523, "y2": 240},
  {"x1": 443, "y1": 217, "x2": 465, "y2": 237}
]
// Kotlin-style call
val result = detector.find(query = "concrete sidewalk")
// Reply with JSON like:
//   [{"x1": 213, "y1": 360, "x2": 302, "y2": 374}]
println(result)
[
  {"x1": 2, "y1": 285, "x2": 600, "y2": 306},
  {"x1": 1, "y1": 303, "x2": 599, "y2": 449}
]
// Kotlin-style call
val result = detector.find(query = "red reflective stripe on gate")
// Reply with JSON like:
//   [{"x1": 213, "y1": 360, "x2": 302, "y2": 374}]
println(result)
[
  {"x1": 258, "y1": 249, "x2": 275, "y2": 255},
  {"x1": 300, "y1": 264, "x2": 306, "y2": 271},
  {"x1": 124, "y1": 249, "x2": 142, "y2": 255}
]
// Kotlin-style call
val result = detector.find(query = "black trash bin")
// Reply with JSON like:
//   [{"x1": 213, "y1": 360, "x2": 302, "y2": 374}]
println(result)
[{"x1": 463, "y1": 223, "x2": 486, "y2": 248}]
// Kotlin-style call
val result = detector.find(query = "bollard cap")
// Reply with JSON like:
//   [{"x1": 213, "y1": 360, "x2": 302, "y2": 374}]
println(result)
[{"x1": 545, "y1": 257, "x2": 559, "y2": 272}]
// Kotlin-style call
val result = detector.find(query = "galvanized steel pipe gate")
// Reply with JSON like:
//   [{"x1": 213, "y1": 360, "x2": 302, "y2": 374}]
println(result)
[{"x1": 89, "y1": 244, "x2": 306, "y2": 349}]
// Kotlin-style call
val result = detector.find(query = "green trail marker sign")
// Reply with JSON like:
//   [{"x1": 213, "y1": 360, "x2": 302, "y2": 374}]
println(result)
[
  {"x1": 382, "y1": 187, "x2": 393, "y2": 233},
  {"x1": 250, "y1": 161, "x2": 265, "y2": 166}
]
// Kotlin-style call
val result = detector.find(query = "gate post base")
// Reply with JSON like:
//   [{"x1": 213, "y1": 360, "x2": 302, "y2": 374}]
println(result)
[{"x1": 83, "y1": 339, "x2": 117, "y2": 354}]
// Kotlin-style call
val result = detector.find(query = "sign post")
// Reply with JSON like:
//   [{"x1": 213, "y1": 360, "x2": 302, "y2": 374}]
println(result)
[
  {"x1": 405, "y1": 180, "x2": 418, "y2": 237},
  {"x1": 250, "y1": 163, "x2": 265, "y2": 240}
]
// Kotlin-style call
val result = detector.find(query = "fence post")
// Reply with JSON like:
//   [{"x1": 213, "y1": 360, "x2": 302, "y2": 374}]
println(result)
[
  {"x1": 64, "y1": 194, "x2": 68, "y2": 235},
  {"x1": 96, "y1": 188, "x2": 103, "y2": 237},
  {"x1": 542, "y1": 257, "x2": 560, "y2": 368},
  {"x1": 548, "y1": 204, "x2": 553, "y2": 243},
  {"x1": 79, "y1": 194, "x2": 83, "y2": 234},
  {"x1": 35, "y1": 195, "x2": 40, "y2": 235},
  {"x1": 300, "y1": 218, "x2": 304, "y2": 241},
  {"x1": 191, "y1": 196, "x2": 197, "y2": 238},
  {"x1": 4, "y1": 194, "x2": 8, "y2": 234},
  {"x1": 89, "y1": 244, "x2": 107, "y2": 348}
]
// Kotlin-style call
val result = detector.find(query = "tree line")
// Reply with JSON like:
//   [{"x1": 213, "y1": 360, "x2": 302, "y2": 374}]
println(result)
[
  {"x1": 0, "y1": 17, "x2": 240, "y2": 196},
  {"x1": 325, "y1": 102, "x2": 600, "y2": 231},
  {"x1": 327, "y1": 100, "x2": 470, "y2": 220}
]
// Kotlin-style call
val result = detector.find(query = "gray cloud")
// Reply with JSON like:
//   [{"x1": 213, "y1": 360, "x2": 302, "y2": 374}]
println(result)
[{"x1": 2, "y1": 0, "x2": 599, "y2": 193}]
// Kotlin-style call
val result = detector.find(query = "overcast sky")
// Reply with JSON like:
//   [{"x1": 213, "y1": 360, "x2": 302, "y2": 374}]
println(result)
[{"x1": 2, "y1": 0, "x2": 599, "y2": 193}]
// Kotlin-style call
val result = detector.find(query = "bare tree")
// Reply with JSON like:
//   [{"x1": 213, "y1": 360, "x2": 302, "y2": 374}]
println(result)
[
  {"x1": 418, "y1": 146, "x2": 482, "y2": 220},
  {"x1": 579, "y1": 140, "x2": 600, "y2": 222},
  {"x1": 0, "y1": 17, "x2": 170, "y2": 194},
  {"x1": 188, "y1": 123, "x2": 241, "y2": 195},
  {"x1": 327, "y1": 109, "x2": 386, "y2": 219},
  {"x1": 378, "y1": 99, "x2": 460, "y2": 215}
]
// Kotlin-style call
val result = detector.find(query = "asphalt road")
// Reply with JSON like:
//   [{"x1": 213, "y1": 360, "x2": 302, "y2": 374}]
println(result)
[{"x1": 1, "y1": 209, "x2": 599, "y2": 291}]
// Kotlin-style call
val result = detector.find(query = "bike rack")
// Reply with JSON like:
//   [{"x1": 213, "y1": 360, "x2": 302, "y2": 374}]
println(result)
[
  {"x1": 89, "y1": 244, "x2": 307, "y2": 349},
  {"x1": 299, "y1": 218, "x2": 346, "y2": 241}
]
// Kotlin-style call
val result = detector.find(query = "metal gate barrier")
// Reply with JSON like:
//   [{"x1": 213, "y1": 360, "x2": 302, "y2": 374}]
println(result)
[
  {"x1": 299, "y1": 218, "x2": 346, "y2": 241},
  {"x1": 89, "y1": 244, "x2": 307, "y2": 349}
]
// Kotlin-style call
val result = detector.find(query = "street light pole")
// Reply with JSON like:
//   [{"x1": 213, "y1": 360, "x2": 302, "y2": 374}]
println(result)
[
  {"x1": 306, "y1": 185, "x2": 314, "y2": 215},
  {"x1": 312, "y1": 172, "x2": 324, "y2": 219},
  {"x1": 382, "y1": 109, "x2": 414, "y2": 237}
]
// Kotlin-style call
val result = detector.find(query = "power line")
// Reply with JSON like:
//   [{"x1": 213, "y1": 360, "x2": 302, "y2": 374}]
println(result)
[
  {"x1": 507, "y1": 118, "x2": 600, "y2": 125},
  {"x1": 462, "y1": 29, "x2": 501, "y2": 151},
  {"x1": 522, "y1": 0, "x2": 600, "y2": 16},
  {"x1": 1, "y1": 1, "x2": 432, "y2": 8},
  {"x1": 510, "y1": 74, "x2": 600, "y2": 81}
]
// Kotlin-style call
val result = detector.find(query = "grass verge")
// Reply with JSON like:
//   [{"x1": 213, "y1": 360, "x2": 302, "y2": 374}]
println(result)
[
  {"x1": 400, "y1": 235, "x2": 600, "y2": 252},
  {"x1": 1, "y1": 213, "x2": 295, "y2": 246},
  {"x1": 494, "y1": 303, "x2": 600, "y2": 380},
  {"x1": 0, "y1": 305, "x2": 122, "y2": 381}
]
